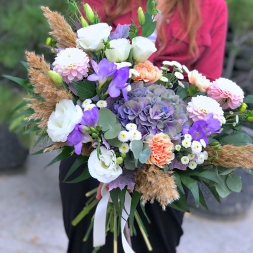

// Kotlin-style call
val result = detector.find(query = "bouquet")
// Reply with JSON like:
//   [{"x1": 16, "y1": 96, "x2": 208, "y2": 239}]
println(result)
[{"x1": 5, "y1": 1, "x2": 253, "y2": 252}]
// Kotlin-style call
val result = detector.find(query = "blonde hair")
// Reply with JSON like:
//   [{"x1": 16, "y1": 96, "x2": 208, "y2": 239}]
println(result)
[{"x1": 104, "y1": 0, "x2": 201, "y2": 56}]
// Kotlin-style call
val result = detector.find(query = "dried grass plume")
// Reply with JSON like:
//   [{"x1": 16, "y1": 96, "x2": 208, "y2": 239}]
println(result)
[
  {"x1": 135, "y1": 164, "x2": 179, "y2": 210},
  {"x1": 204, "y1": 145, "x2": 253, "y2": 170},
  {"x1": 41, "y1": 6, "x2": 76, "y2": 49}
]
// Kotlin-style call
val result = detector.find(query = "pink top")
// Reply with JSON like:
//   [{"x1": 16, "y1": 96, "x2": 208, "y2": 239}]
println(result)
[{"x1": 84, "y1": 0, "x2": 228, "y2": 81}]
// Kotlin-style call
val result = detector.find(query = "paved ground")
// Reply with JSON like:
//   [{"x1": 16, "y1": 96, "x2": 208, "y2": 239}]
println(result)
[{"x1": 0, "y1": 151, "x2": 253, "y2": 253}]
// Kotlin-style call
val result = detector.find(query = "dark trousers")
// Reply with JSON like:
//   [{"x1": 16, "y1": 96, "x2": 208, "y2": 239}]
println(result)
[{"x1": 59, "y1": 156, "x2": 185, "y2": 253}]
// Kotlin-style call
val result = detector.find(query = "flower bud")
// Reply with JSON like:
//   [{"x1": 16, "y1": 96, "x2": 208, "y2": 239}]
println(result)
[
  {"x1": 238, "y1": 102, "x2": 247, "y2": 113},
  {"x1": 116, "y1": 157, "x2": 123, "y2": 165},
  {"x1": 48, "y1": 70, "x2": 62, "y2": 84},
  {"x1": 80, "y1": 16, "x2": 88, "y2": 27},
  {"x1": 121, "y1": 152, "x2": 127, "y2": 158},
  {"x1": 46, "y1": 37, "x2": 52, "y2": 46},
  {"x1": 138, "y1": 7, "x2": 145, "y2": 26},
  {"x1": 209, "y1": 141, "x2": 219, "y2": 146},
  {"x1": 83, "y1": 3, "x2": 95, "y2": 23},
  {"x1": 247, "y1": 116, "x2": 253, "y2": 122}
]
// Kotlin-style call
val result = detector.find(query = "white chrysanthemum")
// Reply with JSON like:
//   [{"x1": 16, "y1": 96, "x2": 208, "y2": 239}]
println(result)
[
  {"x1": 126, "y1": 123, "x2": 137, "y2": 131},
  {"x1": 130, "y1": 69, "x2": 140, "y2": 77},
  {"x1": 119, "y1": 143, "x2": 130, "y2": 153},
  {"x1": 184, "y1": 134, "x2": 192, "y2": 141},
  {"x1": 118, "y1": 131, "x2": 130, "y2": 142},
  {"x1": 171, "y1": 61, "x2": 182, "y2": 69},
  {"x1": 182, "y1": 139, "x2": 191, "y2": 148},
  {"x1": 181, "y1": 156, "x2": 189, "y2": 165},
  {"x1": 188, "y1": 161, "x2": 197, "y2": 170},
  {"x1": 129, "y1": 130, "x2": 142, "y2": 141},
  {"x1": 162, "y1": 61, "x2": 173, "y2": 66},
  {"x1": 160, "y1": 76, "x2": 169, "y2": 82},
  {"x1": 235, "y1": 115, "x2": 239, "y2": 124},
  {"x1": 126, "y1": 85, "x2": 132, "y2": 92},
  {"x1": 200, "y1": 139, "x2": 207, "y2": 148},
  {"x1": 187, "y1": 95, "x2": 225, "y2": 123},
  {"x1": 52, "y1": 48, "x2": 89, "y2": 84},
  {"x1": 202, "y1": 151, "x2": 208, "y2": 160},
  {"x1": 191, "y1": 140, "x2": 202, "y2": 154},
  {"x1": 82, "y1": 99, "x2": 92, "y2": 108},
  {"x1": 196, "y1": 153, "x2": 205, "y2": 164},
  {"x1": 161, "y1": 66, "x2": 169, "y2": 71},
  {"x1": 178, "y1": 81, "x2": 185, "y2": 88},
  {"x1": 175, "y1": 145, "x2": 181, "y2": 151},
  {"x1": 96, "y1": 100, "x2": 107, "y2": 108},
  {"x1": 174, "y1": 72, "x2": 184, "y2": 80},
  {"x1": 84, "y1": 104, "x2": 96, "y2": 111},
  {"x1": 188, "y1": 153, "x2": 195, "y2": 160},
  {"x1": 182, "y1": 65, "x2": 190, "y2": 74}
]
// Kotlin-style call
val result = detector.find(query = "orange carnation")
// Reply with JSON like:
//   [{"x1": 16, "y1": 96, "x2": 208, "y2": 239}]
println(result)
[
  {"x1": 146, "y1": 133, "x2": 175, "y2": 168},
  {"x1": 132, "y1": 60, "x2": 162, "y2": 83}
]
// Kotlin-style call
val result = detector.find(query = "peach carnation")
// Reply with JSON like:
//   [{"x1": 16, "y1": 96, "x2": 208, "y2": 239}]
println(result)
[
  {"x1": 188, "y1": 70, "x2": 211, "y2": 92},
  {"x1": 132, "y1": 60, "x2": 162, "y2": 83},
  {"x1": 146, "y1": 133, "x2": 175, "y2": 168},
  {"x1": 187, "y1": 95, "x2": 225, "y2": 123},
  {"x1": 206, "y1": 78, "x2": 244, "y2": 110}
]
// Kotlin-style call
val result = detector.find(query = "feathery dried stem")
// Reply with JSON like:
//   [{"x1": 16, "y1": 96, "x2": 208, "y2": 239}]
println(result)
[
  {"x1": 135, "y1": 165, "x2": 179, "y2": 210},
  {"x1": 44, "y1": 143, "x2": 67, "y2": 152},
  {"x1": 204, "y1": 145, "x2": 253, "y2": 170},
  {"x1": 81, "y1": 143, "x2": 94, "y2": 156},
  {"x1": 41, "y1": 6, "x2": 76, "y2": 49}
]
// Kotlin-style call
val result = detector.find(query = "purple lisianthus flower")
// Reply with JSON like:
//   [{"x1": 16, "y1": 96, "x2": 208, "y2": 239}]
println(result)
[
  {"x1": 81, "y1": 107, "x2": 99, "y2": 127},
  {"x1": 87, "y1": 58, "x2": 117, "y2": 86},
  {"x1": 66, "y1": 125, "x2": 91, "y2": 155},
  {"x1": 203, "y1": 113, "x2": 221, "y2": 135},
  {"x1": 108, "y1": 67, "x2": 130, "y2": 100},
  {"x1": 109, "y1": 24, "x2": 130, "y2": 40}
]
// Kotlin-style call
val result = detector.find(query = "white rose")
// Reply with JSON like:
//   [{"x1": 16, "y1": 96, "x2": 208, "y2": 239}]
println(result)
[
  {"x1": 132, "y1": 36, "x2": 157, "y2": 63},
  {"x1": 88, "y1": 147, "x2": 122, "y2": 183},
  {"x1": 47, "y1": 99, "x2": 83, "y2": 142},
  {"x1": 76, "y1": 23, "x2": 112, "y2": 51},
  {"x1": 105, "y1": 38, "x2": 132, "y2": 62}
]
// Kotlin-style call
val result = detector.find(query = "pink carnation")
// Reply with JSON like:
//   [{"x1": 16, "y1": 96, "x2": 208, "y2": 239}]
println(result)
[
  {"x1": 188, "y1": 70, "x2": 211, "y2": 92},
  {"x1": 207, "y1": 78, "x2": 244, "y2": 109},
  {"x1": 53, "y1": 48, "x2": 89, "y2": 84},
  {"x1": 187, "y1": 95, "x2": 225, "y2": 123}
]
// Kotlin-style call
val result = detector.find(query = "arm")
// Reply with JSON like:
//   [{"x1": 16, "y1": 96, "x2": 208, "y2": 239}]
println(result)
[{"x1": 193, "y1": 1, "x2": 228, "y2": 81}]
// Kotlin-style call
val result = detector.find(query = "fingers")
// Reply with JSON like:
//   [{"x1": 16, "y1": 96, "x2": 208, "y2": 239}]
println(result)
[{"x1": 96, "y1": 182, "x2": 104, "y2": 200}]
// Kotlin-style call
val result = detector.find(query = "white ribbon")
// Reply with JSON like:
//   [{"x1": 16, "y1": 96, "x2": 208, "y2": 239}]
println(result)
[{"x1": 93, "y1": 184, "x2": 135, "y2": 253}]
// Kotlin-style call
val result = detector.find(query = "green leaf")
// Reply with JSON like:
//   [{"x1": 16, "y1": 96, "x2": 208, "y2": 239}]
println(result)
[
  {"x1": 199, "y1": 188, "x2": 208, "y2": 209},
  {"x1": 104, "y1": 123, "x2": 122, "y2": 139},
  {"x1": 173, "y1": 172, "x2": 185, "y2": 193},
  {"x1": 168, "y1": 189, "x2": 189, "y2": 212},
  {"x1": 140, "y1": 204, "x2": 151, "y2": 224},
  {"x1": 73, "y1": 80, "x2": 96, "y2": 100},
  {"x1": 203, "y1": 182, "x2": 220, "y2": 203},
  {"x1": 139, "y1": 147, "x2": 151, "y2": 163},
  {"x1": 3, "y1": 75, "x2": 33, "y2": 92},
  {"x1": 124, "y1": 152, "x2": 136, "y2": 170},
  {"x1": 226, "y1": 174, "x2": 242, "y2": 192},
  {"x1": 129, "y1": 191, "x2": 141, "y2": 230},
  {"x1": 244, "y1": 95, "x2": 253, "y2": 104},
  {"x1": 129, "y1": 23, "x2": 138, "y2": 40},
  {"x1": 219, "y1": 167, "x2": 235, "y2": 175},
  {"x1": 197, "y1": 169, "x2": 221, "y2": 184},
  {"x1": 180, "y1": 174, "x2": 199, "y2": 207},
  {"x1": 12, "y1": 108, "x2": 34, "y2": 120},
  {"x1": 13, "y1": 100, "x2": 28, "y2": 112},
  {"x1": 110, "y1": 188, "x2": 121, "y2": 215},
  {"x1": 219, "y1": 131, "x2": 252, "y2": 145},
  {"x1": 21, "y1": 61, "x2": 29, "y2": 69},
  {"x1": 63, "y1": 156, "x2": 88, "y2": 181},
  {"x1": 107, "y1": 138, "x2": 123, "y2": 148},
  {"x1": 214, "y1": 174, "x2": 231, "y2": 198},
  {"x1": 142, "y1": 14, "x2": 156, "y2": 37},
  {"x1": 46, "y1": 146, "x2": 73, "y2": 167},
  {"x1": 131, "y1": 140, "x2": 143, "y2": 159},
  {"x1": 23, "y1": 126, "x2": 40, "y2": 135},
  {"x1": 33, "y1": 133, "x2": 48, "y2": 147},
  {"x1": 65, "y1": 167, "x2": 90, "y2": 183}
]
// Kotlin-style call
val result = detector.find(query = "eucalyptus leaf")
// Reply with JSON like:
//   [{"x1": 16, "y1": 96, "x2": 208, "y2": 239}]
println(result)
[
  {"x1": 107, "y1": 138, "x2": 123, "y2": 148},
  {"x1": 131, "y1": 140, "x2": 144, "y2": 159},
  {"x1": 124, "y1": 152, "x2": 136, "y2": 170},
  {"x1": 98, "y1": 108, "x2": 117, "y2": 131},
  {"x1": 104, "y1": 123, "x2": 122, "y2": 139},
  {"x1": 139, "y1": 147, "x2": 152, "y2": 163},
  {"x1": 226, "y1": 174, "x2": 242, "y2": 192}
]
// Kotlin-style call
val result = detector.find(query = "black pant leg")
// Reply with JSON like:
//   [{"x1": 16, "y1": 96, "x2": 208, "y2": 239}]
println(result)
[{"x1": 59, "y1": 157, "x2": 184, "y2": 253}]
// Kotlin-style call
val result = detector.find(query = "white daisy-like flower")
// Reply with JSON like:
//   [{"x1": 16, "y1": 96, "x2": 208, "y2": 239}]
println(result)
[
  {"x1": 118, "y1": 131, "x2": 130, "y2": 142},
  {"x1": 181, "y1": 156, "x2": 189, "y2": 165},
  {"x1": 188, "y1": 153, "x2": 195, "y2": 160},
  {"x1": 160, "y1": 76, "x2": 169, "y2": 82},
  {"x1": 175, "y1": 145, "x2": 181, "y2": 151},
  {"x1": 182, "y1": 139, "x2": 191, "y2": 148},
  {"x1": 196, "y1": 153, "x2": 205, "y2": 164},
  {"x1": 200, "y1": 139, "x2": 206, "y2": 148},
  {"x1": 129, "y1": 130, "x2": 142, "y2": 141},
  {"x1": 202, "y1": 151, "x2": 208, "y2": 160},
  {"x1": 182, "y1": 65, "x2": 190, "y2": 74},
  {"x1": 191, "y1": 140, "x2": 202, "y2": 154},
  {"x1": 115, "y1": 62, "x2": 132, "y2": 69},
  {"x1": 126, "y1": 85, "x2": 132, "y2": 92},
  {"x1": 232, "y1": 122, "x2": 236, "y2": 127},
  {"x1": 184, "y1": 134, "x2": 192, "y2": 141},
  {"x1": 119, "y1": 143, "x2": 130, "y2": 153},
  {"x1": 162, "y1": 61, "x2": 173, "y2": 66},
  {"x1": 178, "y1": 81, "x2": 185, "y2": 88},
  {"x1": 171, "y1": 61, "x2": 182, "y2": 69},
  {"x1": 235, "y1": 115, "x2": 239, "y2": 124},
  {"x1": 188, "y1": 161, "x2": 197, "y2": 170},
  {"x1": 82, "y1": 99, "x2": 92, "y2": 108},
  {"x1": 96, "y1": 100, "x2": 107, "y2": 108},
  {"x1": 161, "y1": 66, "x2": 169, "y2": 71},
  {"x1": 126, "y1": 123, "x2": 137, "y2": 131},
  {"x1": 84, "y1": 104, "x2": 96, "y2": 111},
  {"x1": 129, "y1": 69, "x2": 139, "y2": 77},
  {"x1": 174, "y1": 72, "x2": 184, "y2": 80}
]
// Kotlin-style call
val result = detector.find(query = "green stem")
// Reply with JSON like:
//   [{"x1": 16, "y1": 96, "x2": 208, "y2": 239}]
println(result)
[
  {"x1": 85, "y1": 187, "x2": 98, "y2": 197},
  {"x1": 83, "y1": 216, "x2": 94, "y2": 242},
  {"x1": 134, "y1": 212, "x2": 153, "y2": 251},
  {"x1": 114, "y1": 208, "x2": 118, "y2": 253}
]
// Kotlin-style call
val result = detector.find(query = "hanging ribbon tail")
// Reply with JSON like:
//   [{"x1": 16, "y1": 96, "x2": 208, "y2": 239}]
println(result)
[
  {"x1": 121, "y1": 191, "x2": 135, "y2": 253},
  {"x1": 93, "y1": 184, "x2": 110, "y2": 247}
]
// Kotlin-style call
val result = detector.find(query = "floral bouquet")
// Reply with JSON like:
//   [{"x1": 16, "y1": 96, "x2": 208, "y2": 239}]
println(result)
[{"x1": 5, "y1": 0, "x2": 253, "y2": 252}]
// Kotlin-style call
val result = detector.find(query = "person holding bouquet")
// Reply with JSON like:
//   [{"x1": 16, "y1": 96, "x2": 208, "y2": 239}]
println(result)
[{"x1": 59, "y1": 0, "x2": 228, "y2": 252}]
